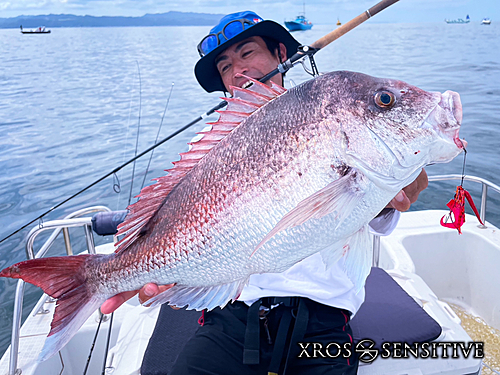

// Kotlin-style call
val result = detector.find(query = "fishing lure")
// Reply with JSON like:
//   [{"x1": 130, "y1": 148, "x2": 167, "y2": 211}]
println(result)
[
  {"x1": 440, "y1": 185, "x2": 484, "y2": 234},
  {"x1": 440, "y1": 145, "x2": 484, "y2": 234}
]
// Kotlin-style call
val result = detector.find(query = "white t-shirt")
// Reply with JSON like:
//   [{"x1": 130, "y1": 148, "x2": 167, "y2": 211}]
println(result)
[{"x1": 238, "y1": 209, "x2": 400, "y2": 315}]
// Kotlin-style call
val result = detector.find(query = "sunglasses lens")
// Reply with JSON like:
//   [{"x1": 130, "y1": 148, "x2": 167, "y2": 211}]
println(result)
[
  {"x1": 200, "y1": 35, "x2": 219, "y2": 55},
  {"x1": 224, "y1": 20, "x2": 245, "y2": 40},
  {"x1": 198, "y1": 19, "x2": 257, "y2": 56}
]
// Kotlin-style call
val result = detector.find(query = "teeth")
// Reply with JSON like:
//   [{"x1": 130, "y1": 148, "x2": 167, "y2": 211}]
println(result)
[{"x1": 242, "y1": 81, "x2": 253, "y2": 89}]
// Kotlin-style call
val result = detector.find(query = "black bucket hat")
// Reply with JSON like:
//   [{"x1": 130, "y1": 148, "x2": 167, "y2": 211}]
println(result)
[{"x1": 194, "y1": 11, "x2": 300, "y2": 93}]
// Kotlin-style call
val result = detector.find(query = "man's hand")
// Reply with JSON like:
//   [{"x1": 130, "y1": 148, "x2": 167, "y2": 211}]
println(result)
[
  {"x1": 101, "y1": 283, "x2": 175, "y2": 314},
  {"x1": 387, "y1": 169, "x2": 428, "y2": 212}
]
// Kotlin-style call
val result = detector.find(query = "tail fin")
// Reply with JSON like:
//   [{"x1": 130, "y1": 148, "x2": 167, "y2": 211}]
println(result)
[{"x1": 0, "y1": 254, "x2": 109, "y2": 362}]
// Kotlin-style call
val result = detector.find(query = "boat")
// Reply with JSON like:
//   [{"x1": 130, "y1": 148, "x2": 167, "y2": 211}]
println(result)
[
  {"x1": 285, "y1": 3, "x2": 313, "y2": 31},
  {"x1": 336, "y1": 18, "x2": 341, "y2": 26},
  {"x1": 445, "y1": 15, "x2": 470, "y2": 24},
  {"x1": 0, "y1": 174, "x2": 499, "y2": 374},
  {"x1": 20, "y1": 25, "x2": 51, "y2": 34},
  {"x1": 481, "y1": 18, "x2": 492, "y2": 25},
  {"x1": 285, "y1": 15, "x2": 313, "y2": 31}
]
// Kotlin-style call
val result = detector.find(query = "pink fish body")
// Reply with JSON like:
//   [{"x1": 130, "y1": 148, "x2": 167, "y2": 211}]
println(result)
[{"x1": 1, "y1": 71, "x2": 465, "y2": 361}]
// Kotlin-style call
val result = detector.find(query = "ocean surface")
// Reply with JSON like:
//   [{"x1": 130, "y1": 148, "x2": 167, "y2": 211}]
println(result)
[{"x1": 0, "y1": 22, "x2": 499, "y2": 357}]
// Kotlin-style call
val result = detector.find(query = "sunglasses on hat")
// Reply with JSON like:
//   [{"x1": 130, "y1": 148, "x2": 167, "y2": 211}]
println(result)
[{"x1": 197, "y1": 17, "x2": 262, "y2": 57}]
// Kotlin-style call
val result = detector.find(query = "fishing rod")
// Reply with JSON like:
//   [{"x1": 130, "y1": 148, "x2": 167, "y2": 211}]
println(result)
[
  {"x1": 0, "y1": 0, "x2": 399, "y2": 246},
  {"x1": 260, "y1": 0, "x2": 400, "y2": 83}
]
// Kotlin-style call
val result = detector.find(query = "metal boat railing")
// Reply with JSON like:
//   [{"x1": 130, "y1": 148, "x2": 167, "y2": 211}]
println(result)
[
  {"x1": 8, "y1": 206, "x2": 112, "y2": 375},
  {"x1": 372, "y1": 174, "x2": 500, "y2": 267}
]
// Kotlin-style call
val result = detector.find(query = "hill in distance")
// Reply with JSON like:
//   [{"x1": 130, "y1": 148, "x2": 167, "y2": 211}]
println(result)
[{"x1": 0, "y1": 11, "x2": 224, "y2": 29}]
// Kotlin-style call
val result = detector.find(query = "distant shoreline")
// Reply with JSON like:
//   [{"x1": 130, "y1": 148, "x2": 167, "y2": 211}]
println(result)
[{"x1": 0, "y1": 11, "x2": 225, "y2": 29}]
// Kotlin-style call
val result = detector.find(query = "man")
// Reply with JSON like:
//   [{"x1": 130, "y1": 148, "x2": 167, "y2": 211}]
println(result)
[{"x1": 101, "y1": 11, "x2": 428, "y2": 374}]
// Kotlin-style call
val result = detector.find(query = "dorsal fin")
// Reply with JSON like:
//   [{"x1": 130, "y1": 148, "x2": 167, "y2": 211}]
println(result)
[{"x1": 115, "y1": 75, "x2": 286, "y2": 253}]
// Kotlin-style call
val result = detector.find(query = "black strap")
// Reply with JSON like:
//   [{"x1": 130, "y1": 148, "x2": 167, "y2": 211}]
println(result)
[
  {"x1": 268, "y1": 308, "x2": 293, "y2": 374},
  {"x1": 268, "y1": 298, "x2": 310, "y2": 375},
  {"x1": 243, "y1": 300, "x2": 261, "y2": 365},
  {"x1": 283, "y1": 299, "x2": 309, "y2": 374}
]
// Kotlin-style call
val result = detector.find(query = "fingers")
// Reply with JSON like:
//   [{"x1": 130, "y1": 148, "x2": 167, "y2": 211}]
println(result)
[
  {"x1": 387, "y1": 169, "x2": 429, "y2": 212},
  {"x1": 388, "y1": 190, "x2": 411, "y2": 212},
  {"x1": 138, "y1": 283, "x2": 176, "y2": 305},
  {"x1": 101, "y1": 283, "x2": 177, "y2": 314},
  {"x1": 403, "y1": 169, "x2": 428, "y2": 204},
  {"x1": 138, "y1": 283, "x2": 161, "y2": 304},
  {"x1": 101, "y1": 290, "x2": 139, "y2": 315}
]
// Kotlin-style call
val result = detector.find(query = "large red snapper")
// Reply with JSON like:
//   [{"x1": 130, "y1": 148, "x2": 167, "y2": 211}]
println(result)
[{"x1": 0, "y1": 71, "x2": 465, "y2": 361}]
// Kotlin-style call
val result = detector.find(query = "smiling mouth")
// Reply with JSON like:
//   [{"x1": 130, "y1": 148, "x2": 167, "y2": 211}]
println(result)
[
  {"x1": 242, "y1": 80, "x2": 254, "y2": 89},
  {"x1": 235, "y1": 73, "x2": 263, "y2": 90}
]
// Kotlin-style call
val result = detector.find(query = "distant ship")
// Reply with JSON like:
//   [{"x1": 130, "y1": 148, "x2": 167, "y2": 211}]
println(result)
[
  {"x1": 285, "y1": 3, "x2": 313, "y2": 31},
  {"x1": 20, "y1": 25, "x2": 51, "y2": 34},
  {"x1": 481, "y1": 18, "x2": 492, "y2": 25},
  {"x1": 336, "y1": 18, "x2": 341, "y2": 26},
  {"x1": 445, "y1": 15, "x2": 470, "y2": 24}
]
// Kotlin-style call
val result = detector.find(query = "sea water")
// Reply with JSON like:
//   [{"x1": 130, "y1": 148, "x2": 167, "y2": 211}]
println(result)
[{"x1": 0, "y1": 22, "x2": 499, "y2": 358}]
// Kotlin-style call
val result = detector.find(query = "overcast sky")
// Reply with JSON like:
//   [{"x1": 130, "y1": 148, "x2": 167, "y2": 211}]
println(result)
[{"x1": 1, "y1": 0, "x2": 498, "y2": 24}]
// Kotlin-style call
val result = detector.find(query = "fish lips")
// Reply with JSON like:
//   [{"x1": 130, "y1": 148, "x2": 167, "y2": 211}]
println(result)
[{"x1": 424, "y1": 90, "x2": 466, "y2": 149}]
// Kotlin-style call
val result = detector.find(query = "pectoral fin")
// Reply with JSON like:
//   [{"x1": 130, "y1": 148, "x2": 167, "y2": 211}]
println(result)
[
  {"x1": 252, "y1": 169, "x2": 366, "y2": 256},
  {"x1": 342, "y1": 225, "x2": 373, "y2": 292},
  {"x1": 318, "y1": 225, "x2": 373, "y2": 292}
]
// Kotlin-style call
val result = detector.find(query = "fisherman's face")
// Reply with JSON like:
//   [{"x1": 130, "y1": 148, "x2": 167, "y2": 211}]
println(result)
[{"x1": 215, "y1": 36, "x2": 287, "y2": 95}]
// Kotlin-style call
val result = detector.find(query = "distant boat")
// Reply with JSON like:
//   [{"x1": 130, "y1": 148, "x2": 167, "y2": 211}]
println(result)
[
  {"x1": 336, "y1": 18, "x2": 341, "y2": 26},
  {"x1": 20, "y1": 25, "x2": 51, "y2": 34},
  {"x1": 285, "y1": 3, "x2": 313, "y2": 31},
  {"x1": 445, "y1": 14, "x2": 470, "y2": 24},
  {"x1": 481, "y1": 18, "x2": 492, "y2": 25}
]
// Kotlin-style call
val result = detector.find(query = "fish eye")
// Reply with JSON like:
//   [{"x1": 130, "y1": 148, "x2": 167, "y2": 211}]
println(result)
[{"x1": 374, "y1": 91, "x2": 396, "y2": 108}]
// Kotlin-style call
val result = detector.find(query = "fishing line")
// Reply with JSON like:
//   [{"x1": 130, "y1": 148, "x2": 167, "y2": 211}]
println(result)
[
  {"x1": 116, "y1": 67, "x2": 139, "y2": 209},
  {"x1": 0, "y1": 103, "x2": 223, "y2": 246},
  {"x1": 140, "y1": 82, "x2": 175, "y2": 191},
  {"x1": 83, "y1": 312, "x2": 105, "y2": 375},
  {"x1": 128, "y1": 61, "x2": 143, "y2": 206},
  {"x1": 101, "y1": 312, "x2": 114, "y2": 375},
  {"x1": 57, "y1": 352, "x2": 65, "y2": 375},
  {"x1": 112, "y1": 173, "x2": 121, "y2": 193},
  {"x1": 482, "y1": 362, "x2": 500, "y2": 375},
  {"x1": 460, "y1": 144, "x2": 468, "y2": 187}
]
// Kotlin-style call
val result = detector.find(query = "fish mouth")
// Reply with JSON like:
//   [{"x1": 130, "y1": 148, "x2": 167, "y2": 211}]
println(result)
[
  {"x1": 424, "y1": 90, "x2": 466, "y2": 149},
  {"x1": 440, "y1": 90, "x2": 467, "y2": 149}
]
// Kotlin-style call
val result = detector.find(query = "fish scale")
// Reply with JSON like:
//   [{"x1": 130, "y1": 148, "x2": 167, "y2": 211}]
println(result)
[{"x1": 0, "y1": 71, "x2": 466, "y2": 362}]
